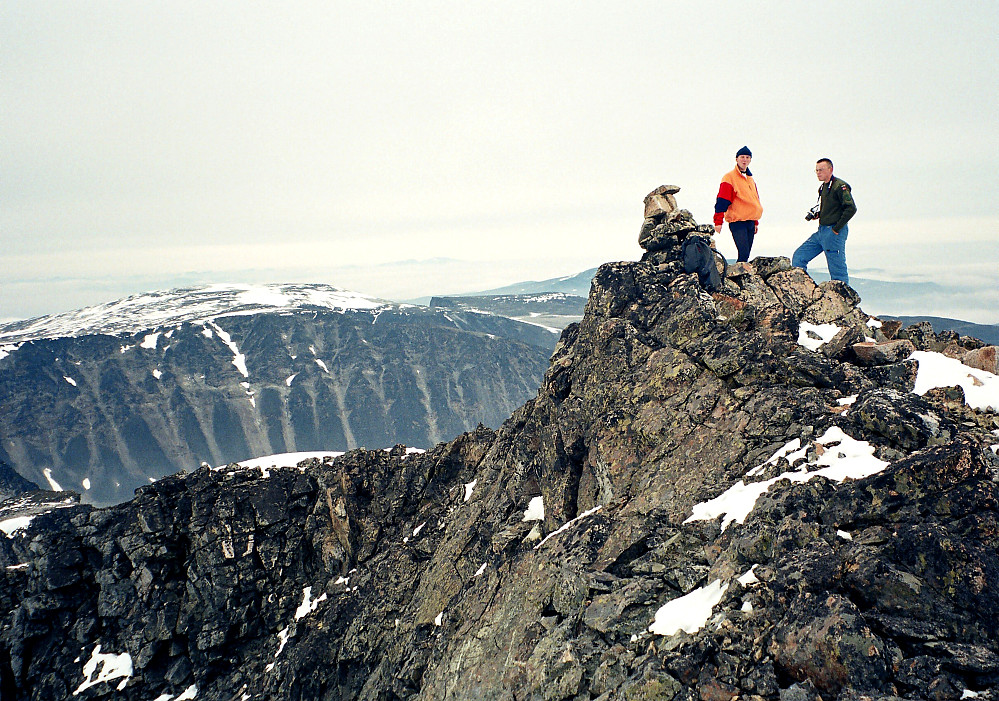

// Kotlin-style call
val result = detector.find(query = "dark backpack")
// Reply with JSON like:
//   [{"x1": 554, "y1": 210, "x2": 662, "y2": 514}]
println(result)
[{"x1": 682, "y1": 235, "x2": 727, "y2": 291}]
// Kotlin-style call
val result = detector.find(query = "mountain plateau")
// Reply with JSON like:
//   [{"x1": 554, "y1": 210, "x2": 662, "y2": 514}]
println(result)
[{"x1": 0, "y1": 284, "x2": 555, "y2": 505}]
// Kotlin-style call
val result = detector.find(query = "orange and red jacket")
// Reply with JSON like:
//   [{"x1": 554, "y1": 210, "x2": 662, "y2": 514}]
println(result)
[{"x1": 713, "y1": 167, "x2": 763, "y2": 226}]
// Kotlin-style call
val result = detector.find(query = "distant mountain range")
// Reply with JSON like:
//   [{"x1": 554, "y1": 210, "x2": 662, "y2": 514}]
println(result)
[
  {"x1": 430, "y1": 292, "x2": 587, "y2": 331},
  {"x1": 406, "y1": 267, "x2": 598, "y2": 306},
  {"x1": 468, "y1": 268, "x2": 598, "y2": 297},
  {"x1": 883, "y1": 315, "x2": 999, "y2": 345},
  {"x1": 420, "y1": 269, "x2": 596, "y2": 331}
]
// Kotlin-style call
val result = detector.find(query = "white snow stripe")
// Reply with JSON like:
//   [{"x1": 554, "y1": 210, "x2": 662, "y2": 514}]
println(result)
[
  {"x1": 534, "y1": 505, "x2": 603, "y2": 550},
  {"x1": 685, "y1": 426, "x2": 888, "y2": 531},
  {"x1": 207, "y1": 321, "x2": 248, "y2": 378}
]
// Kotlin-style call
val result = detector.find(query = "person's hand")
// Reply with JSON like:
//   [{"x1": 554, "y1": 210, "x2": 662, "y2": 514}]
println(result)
[
  {"x1": 713, "y1": 224, "x2": 722, "y2": 235},
  {"x1": 833, "y1": 230, "x2": 840, "y2": 236}
]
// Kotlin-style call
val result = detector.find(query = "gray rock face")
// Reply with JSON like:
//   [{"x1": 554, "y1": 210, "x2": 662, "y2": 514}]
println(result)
[
  {"x1": 0, "y1": 307, "x2": 552, "y2": 505},
  {"x1": 0, "y1": 461, "x2": 37, "y2": 503},
  {"x1": 2, "y1": 204, "x2": 999, "y2": 700}
]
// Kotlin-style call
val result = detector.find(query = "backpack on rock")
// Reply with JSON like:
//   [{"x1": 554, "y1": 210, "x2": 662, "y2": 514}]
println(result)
[{"x1": 682, "y1": 235, "x2": 727, "y2": 292}]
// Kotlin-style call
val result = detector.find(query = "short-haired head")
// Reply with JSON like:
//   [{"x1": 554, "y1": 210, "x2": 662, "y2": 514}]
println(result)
[{"x1": 816, "y1": 157, "x2": 833, "y2": 169}]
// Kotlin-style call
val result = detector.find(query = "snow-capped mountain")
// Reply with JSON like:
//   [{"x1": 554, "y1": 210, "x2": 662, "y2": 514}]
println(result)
[
  {"x1": 0, "y1": 283, "x2": 557, "y2": 505},
  {"x1": 0, "y1": 283, "x2": 393, "y2": 344}
]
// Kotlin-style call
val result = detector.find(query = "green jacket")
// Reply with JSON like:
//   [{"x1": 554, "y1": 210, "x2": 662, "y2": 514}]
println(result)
[{"x1": 819, "y1": 176, "x2": 857, "y2": 232}]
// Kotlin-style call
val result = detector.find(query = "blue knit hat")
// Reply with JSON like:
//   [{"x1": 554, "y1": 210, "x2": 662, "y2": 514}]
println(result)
[{"x1": 736, "y1": 146, "x2": 752, "y2": 157}]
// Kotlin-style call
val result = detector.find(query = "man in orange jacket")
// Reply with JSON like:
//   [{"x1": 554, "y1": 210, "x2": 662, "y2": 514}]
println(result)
[{"x1": 713, "y1": 146, "x2": 763, "y2": 262}]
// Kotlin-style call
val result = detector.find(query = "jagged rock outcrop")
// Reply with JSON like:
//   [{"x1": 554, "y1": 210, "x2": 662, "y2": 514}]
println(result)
[
  {"x1": 0, "y1": 306, "x2": 552, "y2": 505},
  {"x1": 2, "y1": 203, "x2": 998, "y2": 700},
  {"x1": 0, "y1": 461, "x2": 37, "y2": 503}
]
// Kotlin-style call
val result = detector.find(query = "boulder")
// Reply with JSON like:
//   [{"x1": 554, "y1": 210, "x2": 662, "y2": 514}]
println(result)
[
  {"x1": 643, "y1": 185, "x2": 681, "y2": 219},
  {"x1": 803, "y1": 281, "x2": 863, "y2": 325},
  {"x1": 962, "y1": 345, "x2": 998, "y2": 374},
  {"x1": 726, "y1": 262, "x2": 754, "y2": 279},
  {"x1": 772, "y1": 593, "x2": 889, "y2": 695},
  {"x1": 852, "y1": 339, "x2": 917, "y2": 366},
  {"x1": 766, "y1": 267, "x2": 823, "y2": 317},
  {"x1": 898, "y1": 321, "x2": 936, "y2": 350},
  {"x1": 751, "y1": 256, "x2": 792, "y2": 279},
  {"x1": 850, "y1": 387, "x2": 956, "y2": 449},
  {"x1": 879, "y1": 318, "x2": 903, "y2": 339},
  {"x1": 821, "y1": 325, "x2": 868, "y2": 361}
]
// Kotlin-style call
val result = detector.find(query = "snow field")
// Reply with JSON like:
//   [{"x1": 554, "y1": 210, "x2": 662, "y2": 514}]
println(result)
[{"x1": 797, "y1": 320, "x2": 999, "y2": 411}]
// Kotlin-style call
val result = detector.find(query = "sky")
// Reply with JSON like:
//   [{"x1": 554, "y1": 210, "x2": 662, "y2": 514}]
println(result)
[{"x1": 3, "y1": 1, "x2": 998, "y2": 323}]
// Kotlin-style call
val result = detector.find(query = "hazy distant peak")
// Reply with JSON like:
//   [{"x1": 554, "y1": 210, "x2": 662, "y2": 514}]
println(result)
[{"x1": 0, "y1": 283, "x2": 393, "y2": 343}]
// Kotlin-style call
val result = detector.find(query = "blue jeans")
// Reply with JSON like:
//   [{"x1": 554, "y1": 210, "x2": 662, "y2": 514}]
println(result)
[{"x1": 792, "y1": 224, "x2": 849, "y2": 284}]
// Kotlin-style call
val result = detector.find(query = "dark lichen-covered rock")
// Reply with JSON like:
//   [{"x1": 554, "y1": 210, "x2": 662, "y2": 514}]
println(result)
[
  {"x1": 853, "y1": 339, "x2": 917, "y2": 366},
  {"x1": 0, "y1": 460, "x2": 38, "y2": 503},
  {"x1": 850, "y1": 388, "x2": 957, "y2": 449},
  {"x1": 2, "y1": 196, "x2": 998, "y2": 700},
  {"x1": 772, "y1": 592, "x2": 890, "y2": 694}
]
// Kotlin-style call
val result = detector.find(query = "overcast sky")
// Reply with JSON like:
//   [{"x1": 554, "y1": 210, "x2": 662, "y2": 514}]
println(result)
[{"x1": 3, "y1": 1, "x2": 997, "y2": 322}]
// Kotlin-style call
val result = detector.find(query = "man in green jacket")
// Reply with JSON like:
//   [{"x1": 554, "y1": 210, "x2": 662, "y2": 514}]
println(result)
[{"x1": 792, "y1": 158, "x2": 857, "y2": 284}]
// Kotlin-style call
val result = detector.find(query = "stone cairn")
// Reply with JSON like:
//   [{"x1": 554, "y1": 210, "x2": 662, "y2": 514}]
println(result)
[{"x1": 638, "y1": 184, "x2": 715, "y2": 253}]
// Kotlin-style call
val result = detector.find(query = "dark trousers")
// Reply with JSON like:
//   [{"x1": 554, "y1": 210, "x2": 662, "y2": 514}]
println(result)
[{"x1": 729, "y1": 220, "x2": 755, "y2": 262}]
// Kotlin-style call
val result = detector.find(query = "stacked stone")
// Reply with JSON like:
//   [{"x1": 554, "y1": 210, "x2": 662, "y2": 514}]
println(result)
[{"x1": 638, "y1": 185, "x2": 715, "y2": 252}]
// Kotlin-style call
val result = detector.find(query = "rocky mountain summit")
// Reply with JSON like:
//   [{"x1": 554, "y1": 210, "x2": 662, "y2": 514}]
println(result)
[
  {"x1": 2, "y1": 198, "x2": 999, "y2": 700},
  {"x1": 0, "y1": 284, "x2": 555, "y2": 505}
]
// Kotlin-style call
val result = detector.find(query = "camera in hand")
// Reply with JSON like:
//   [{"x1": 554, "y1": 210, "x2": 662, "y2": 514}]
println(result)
[{"x1": 805, "y1": 205, "x2": 820, "y2": 221}]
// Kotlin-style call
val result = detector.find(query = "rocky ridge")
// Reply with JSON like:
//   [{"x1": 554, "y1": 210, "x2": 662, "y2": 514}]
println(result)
[{"x1": 2, "y1": 196, "x2": 999, "y2": 700}]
